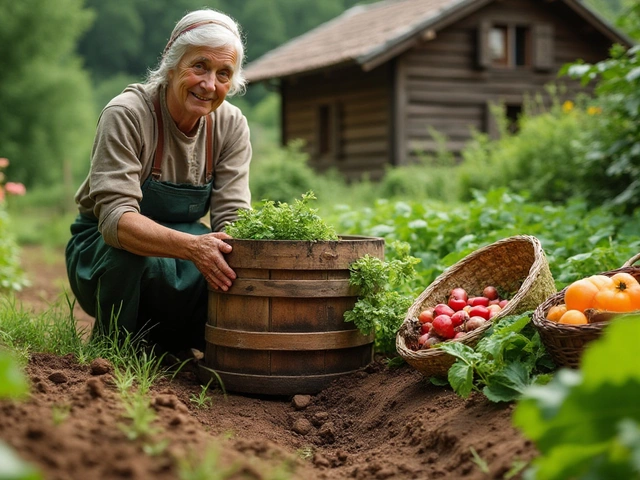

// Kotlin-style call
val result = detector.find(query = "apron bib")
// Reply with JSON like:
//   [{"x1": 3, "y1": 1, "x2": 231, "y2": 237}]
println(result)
[{"x1": 65, "y1": 93, "x2": 215, "y2": 349}]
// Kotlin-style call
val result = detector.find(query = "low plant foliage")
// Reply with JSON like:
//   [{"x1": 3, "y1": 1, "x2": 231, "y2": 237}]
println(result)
[
  {"x1": 434, "y1": 313, "x2": 554, "y2": 402},
  {"x1": 513, "y1": 316, "x2": 640, "y2": 479}
]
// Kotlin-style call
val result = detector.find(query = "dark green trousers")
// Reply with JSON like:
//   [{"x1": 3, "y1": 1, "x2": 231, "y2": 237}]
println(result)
[{"x1": 65, "y1": 215, "x2": 209, "y2": 350}]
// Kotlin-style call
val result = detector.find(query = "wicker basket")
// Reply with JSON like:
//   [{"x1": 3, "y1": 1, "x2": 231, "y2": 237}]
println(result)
[
  {"x1": 396, "y1": 235, "x2": 556, "y2": 378},
  {"x1": 531, "y1": 253, "x2": 640, "y2": 369}
]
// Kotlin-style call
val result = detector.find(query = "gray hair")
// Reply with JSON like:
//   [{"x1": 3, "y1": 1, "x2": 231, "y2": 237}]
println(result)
[{"x1": 146, "y1": 9, "x2": 246, "y2": 96}]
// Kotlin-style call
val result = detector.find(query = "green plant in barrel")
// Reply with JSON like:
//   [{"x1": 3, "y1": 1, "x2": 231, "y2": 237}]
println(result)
[{"x1": 226, "y1": 191, "x2": 338, "y2": 241}]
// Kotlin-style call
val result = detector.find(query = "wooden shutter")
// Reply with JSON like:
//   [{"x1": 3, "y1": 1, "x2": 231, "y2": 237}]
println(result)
[
  {"x1": 477, "y1": 20, "x2": 491, "y2": 69},
  {"x1": 533, "y1": 23, "x2": 554, "y2": 71}
]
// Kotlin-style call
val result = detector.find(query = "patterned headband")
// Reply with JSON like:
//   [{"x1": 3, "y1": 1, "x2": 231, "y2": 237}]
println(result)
[{"x1": 162, "y1": 20, "x2": 239, "y2": 57}]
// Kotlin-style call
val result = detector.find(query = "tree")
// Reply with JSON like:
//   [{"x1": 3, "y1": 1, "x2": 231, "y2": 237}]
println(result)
[{"x1": 0, "y1": 0, "x2": 96, "y2": 189}]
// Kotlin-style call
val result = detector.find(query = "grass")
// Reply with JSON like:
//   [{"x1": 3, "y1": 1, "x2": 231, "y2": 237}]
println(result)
[{"x1": 189, "y1": 379, "x2": 214, "y2": 409}]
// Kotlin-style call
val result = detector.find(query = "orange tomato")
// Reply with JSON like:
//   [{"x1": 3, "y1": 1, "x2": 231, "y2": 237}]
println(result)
[
  {"x1": 558, "y1": 309, "x2": 588, "y2": 325},
  {"x1": 593, "y1": 272, "x2": 640, "y2": 312},
  {"x1": 586, "y1": 275, "x2": 614, "y2": 290},
  {"x1": 547, "y1": 304, "x2": 567, "y2": 322},
  {"x1": 564, "y1": 278, "x2": 600, "y2": 312}
]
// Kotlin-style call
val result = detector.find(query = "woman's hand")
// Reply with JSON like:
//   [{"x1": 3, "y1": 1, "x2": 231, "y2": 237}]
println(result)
[
  {"x1": 117, "y1": 212, "x2": 236, "y2": 291},
  {"x1": 191, "y1": 232, "x2": 235, "y2": 291}
]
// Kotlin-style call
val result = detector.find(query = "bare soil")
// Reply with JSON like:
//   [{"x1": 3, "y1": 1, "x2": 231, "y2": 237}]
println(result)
[{"x1": 1, "y1": 245, "x2": 538, "y2": 480}]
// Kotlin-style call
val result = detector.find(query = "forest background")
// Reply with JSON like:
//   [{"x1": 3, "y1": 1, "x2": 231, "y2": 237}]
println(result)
[{"x1": 0, "y1": 0, "x2": 632, "y2": 197}]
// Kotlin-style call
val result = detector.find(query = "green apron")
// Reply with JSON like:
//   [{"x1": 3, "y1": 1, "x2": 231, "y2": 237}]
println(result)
[{"x1": 65, "y1": 95, "x2": 215, "y2": 350}]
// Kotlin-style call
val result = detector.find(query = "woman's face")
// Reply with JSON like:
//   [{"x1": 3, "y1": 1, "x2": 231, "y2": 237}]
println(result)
[{"x1": 166, "y1": 45, "x2": 237, "y2": 134}]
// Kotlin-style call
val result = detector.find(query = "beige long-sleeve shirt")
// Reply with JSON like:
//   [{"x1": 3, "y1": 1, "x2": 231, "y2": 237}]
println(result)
[{"x1": 74, "y1": 83, "x2": 252, "y2": 248}]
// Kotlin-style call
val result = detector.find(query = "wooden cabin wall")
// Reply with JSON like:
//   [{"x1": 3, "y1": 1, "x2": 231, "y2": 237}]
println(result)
[
  {"x1": 397, "y1": 0, "x2": 613, "y2": 164},
  {"x1": 281, "y1": 64, "x2": 392, "y2": 180}
]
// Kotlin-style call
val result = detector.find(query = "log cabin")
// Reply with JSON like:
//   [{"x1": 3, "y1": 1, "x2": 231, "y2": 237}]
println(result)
[{"x1": 244, "y1": 0, "x2": 633, "y2": 180}]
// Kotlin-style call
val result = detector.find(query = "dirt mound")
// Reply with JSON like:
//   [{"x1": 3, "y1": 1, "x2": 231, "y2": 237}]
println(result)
[
  {"x1": 1, "y1": 245, "x2": 538, "y2": 479},
  {"x1": 0, "y1": 352, "x2": 536, "y2": 480}
]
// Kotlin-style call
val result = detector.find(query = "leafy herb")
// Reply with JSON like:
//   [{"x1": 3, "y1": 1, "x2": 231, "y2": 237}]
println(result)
[
  {"x1": 227, "y1": 191, "x2": 338, "y2": 241},
  {"x1": 513, "y1": 316, "x2": 640, "y2": 479},
  {"x1": 436, "y1": 312, "x2": 554, "y2": 402},
  {"x1": 344, "y1": 241, "x2": 420, "y2": 354}
]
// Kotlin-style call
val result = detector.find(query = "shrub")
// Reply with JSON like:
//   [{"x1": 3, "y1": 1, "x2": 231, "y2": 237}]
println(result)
[
  {"x1": 249, "y1": 140, "x2": 318, "y2": 203},
  {"x1": 456, "y1": 98, "x2": 588, "y2": 204}
]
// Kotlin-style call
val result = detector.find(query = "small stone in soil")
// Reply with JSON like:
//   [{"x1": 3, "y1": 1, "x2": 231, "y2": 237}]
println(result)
[
  {"x1": 292, "y1": 417, "x2": 313, "y2": 435},
  {"x1": 48, "y1": 371, "x2": 68, "y2": 384},
  {"x1": 311, "y1": 411, "x2": 329, "y2": 426},
  {"x1": 90, "y1": 358, "x2": 111, "y2": 375},
  {"x1": 292, "y1": 394, "x2": 311, "y2": 410}
]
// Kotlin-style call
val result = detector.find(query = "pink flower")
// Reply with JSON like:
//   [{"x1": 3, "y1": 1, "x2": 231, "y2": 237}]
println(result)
[
  {"x1": 5, "y1": 182, "x2": 26, "y2": 196},
  {"x1": 0, "y1": 158, "x2": 8, "y2": 168}
]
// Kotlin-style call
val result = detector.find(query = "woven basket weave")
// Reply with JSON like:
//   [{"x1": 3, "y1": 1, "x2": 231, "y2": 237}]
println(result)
[
  {"x1": 396, "y1": 235, "x2": 556, "y2": 378},
  {"x1": 531, "y1": 253, "x2": 640, "y2": 369}
]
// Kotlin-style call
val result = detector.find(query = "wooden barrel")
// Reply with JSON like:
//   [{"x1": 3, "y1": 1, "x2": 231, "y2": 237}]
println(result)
[{"x1": 198, "y1": 235, "x2": 384, "y2": 396}]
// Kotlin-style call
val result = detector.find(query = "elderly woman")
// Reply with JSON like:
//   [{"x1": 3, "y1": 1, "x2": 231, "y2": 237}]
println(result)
[{"x1": 66, "y1": 9, "x2": 251, "y2": 352}]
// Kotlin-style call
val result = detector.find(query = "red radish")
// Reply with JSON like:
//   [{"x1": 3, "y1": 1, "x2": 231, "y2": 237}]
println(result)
[
  {"x1": 469, "y1": 305, "x2": 491, "y2": 320},
  {"x1": 483, "y1": 285, "x2": 499, "y2": 300},
  {"x1": 434, "y1": 303, "x2": 455, "y2": 317},
  {"x1": 468, "y1": 296, "x2": 490, "y2": 307},
  {"x1": 454, "y1": 332, "x2": 466, "y2": 339},
  {"x1": 420, "y1": 322, "x2": 433, "y2": 335},
  {"x1": 487, "y1": 304, "x2": 502, "y2": 318},
  {"x1": 499, "y1": 299, "x2": 509, "y2": 309},
  {"x1": 423, "y1": 336, "x2": 442, "y2": 349},
  {"x1": 418, "y1": 308, "x2": 434, "y2": 324},
  {"x1": 418, "y1": 333, "x2": 430, "y2": 346},
  {"x1": 450, "y1": 310, "x2": 469, "y2": 328},
  {"x1": 450, "y1": 287, "x2": 468, "y2": 302},
  {"x1": 448, "y1": 297, "x2": 467, "y2": 312},
  {"x1": 432, "y1": 314, "x2": 455, "y2": 339},
  {"x1": 465, "y1": 316, "x2": 486, "y2": 331}
]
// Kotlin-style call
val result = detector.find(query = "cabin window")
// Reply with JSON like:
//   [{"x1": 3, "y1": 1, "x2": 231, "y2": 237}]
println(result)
[
  {"x1": 489, "y1": 25, "x2": 530, "y2": 68},
  {"x1": 316, "y1": 103, "x2": 342, "y2": 159}
]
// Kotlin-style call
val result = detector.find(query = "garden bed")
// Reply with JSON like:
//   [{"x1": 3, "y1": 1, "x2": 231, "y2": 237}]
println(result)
[{"x1": 2, "y1": 245, "x2": 538, "y2": 479}]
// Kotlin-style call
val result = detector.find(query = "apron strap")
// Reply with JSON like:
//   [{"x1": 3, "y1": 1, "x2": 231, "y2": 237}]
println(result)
[
  {"x1": 152, "y1": 93, "x2": 214, "y2": 182},
  {"x1": 205, "y1": 113, "x2": 213, "y2": 182},
  {"x1": 152, "y1": 94, "x2": 165, "y2": 180}
]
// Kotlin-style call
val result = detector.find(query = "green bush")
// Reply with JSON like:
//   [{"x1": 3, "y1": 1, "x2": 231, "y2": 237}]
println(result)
[
  {"x1": 563, "y1": 35, "x2": 640, "y2": 211},
  {"x1": 249, "y1": 140, "x2": 318, "y2": 203},
  {"x1": 456, "y1": 99, "x2": 588, "y2": 204},
  {"x1": 0, "y1": 205, "x2": 28, "y2": 291}
]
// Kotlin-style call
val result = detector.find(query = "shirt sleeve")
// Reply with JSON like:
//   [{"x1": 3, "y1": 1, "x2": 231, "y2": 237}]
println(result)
[
  {"x1": 209, "y1": 111, "x2": 252, "y2": 232},
  {"x1": 89, "y1": 105, "x2": 146, "y2": 248}
]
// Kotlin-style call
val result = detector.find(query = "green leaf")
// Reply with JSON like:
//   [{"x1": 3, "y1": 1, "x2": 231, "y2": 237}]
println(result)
[
  {"x1": 483, "y1": 361, "x2": 532, "y2": 403},
  {"x1": 0, "y1": 441, "x2": 42, "y2": 480},
  {"x1": 448, "y1": 361, "x2": 474, "y2": 398},
  {"x1": 580, "y1": 316, "x2": 640, "y2": 387},
  {"x1": 0, "y1": 349, "x2": 28, "y2": 399},
  {"x1": 437, "y1": 341, "x2": 481, "y2": 365}
]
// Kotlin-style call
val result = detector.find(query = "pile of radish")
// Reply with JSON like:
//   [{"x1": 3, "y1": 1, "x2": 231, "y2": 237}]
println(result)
[{"x1": 414, "y1": 285, "x2": 509, "y2": 350}]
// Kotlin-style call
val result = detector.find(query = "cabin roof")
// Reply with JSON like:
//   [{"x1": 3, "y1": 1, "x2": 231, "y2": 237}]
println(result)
[{"x1": 245, "y1": 0, "x2": 633, "y2": 82}]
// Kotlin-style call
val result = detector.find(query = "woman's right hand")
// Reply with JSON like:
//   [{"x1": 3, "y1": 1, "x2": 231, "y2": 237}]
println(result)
[{"x1": 190, "y1": 232, "x2": 236, "y2": 291}]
